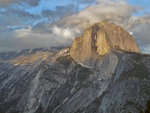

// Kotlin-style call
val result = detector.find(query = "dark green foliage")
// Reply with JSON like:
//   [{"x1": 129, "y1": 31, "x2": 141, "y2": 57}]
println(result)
[
  {"x1": 35, "y1": 105, "x2": 43, "y2": 113},
  {"x1": 140, "y1": 100, "x2": 150, "y2": 113},
  {"x1": 10, "y1": 111, "x2": 20, "y2": 113},
  {"x1": 77, "y1": 67, "x2": 92, "y2": 82},
  {"x1": 56, "y1": 56, "x2": 73, "y2": 67},
  {"x1": 129, "y1": 63, "x2": 149, "y2": 79},
  {"x1": 145, "y1": 100, "x2": 150, "y2": 113},
  {"x1": 119, "y1": 63, "x2": 150, "y2": 81},
  {"x1": 116, "y1": 52, "x2": 150, "y2": 81}
]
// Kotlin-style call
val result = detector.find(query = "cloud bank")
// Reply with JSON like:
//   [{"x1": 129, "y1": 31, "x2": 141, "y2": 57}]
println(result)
[
  {"x1": 0, "y1": 0, "x2": 150, "y2": 54},
  {"x1": 58, "y1": 0, "x2": 138, "y2": 28}
]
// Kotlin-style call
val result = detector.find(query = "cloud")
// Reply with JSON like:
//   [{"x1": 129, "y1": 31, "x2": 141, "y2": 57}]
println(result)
[
  {"x1": 0, "y1": 31, "x2": 27, "y2": 51},
  {"x1": 140, "y1": 45, "x2": 150, "y2": 54},
  {"x1": 13, "y1": 26, "x2": 66, "y2": 48},
  {"x1": 41, "y1": 5, "x2": 79, "y2": 23},
  {"x1": 0, "y1": 0, "x2": 18, "y2": 5},
  {"x1": 0, "y1": 25, "x2": 81, "y2": 51},
  {"x1": 80, "y1": 0, "x2": 96, "y2": 4},
  {"x1": 0, "y1": 0, "x2": 150, "y2": 54},
  {"x1": 0, "y1": 7, "x2": 39, "y2": 32},
  {"x1": 24, "y1": 0, "x2": 40, "y2": 6},
  {"x1": 51, "y1": 25, "x2": 81, "y2": 39},
  {"x1": 58, "y1": 0, "x2": 139, "y2": 28},
  {"x1": 0, "y1": 0, "x2": 40, "y2": 6},
  {"x1": 131, "y1": 22, "x2": 150, "y2": 45},
  {"x1": 123, "y1": 14, "x2": 150, "y2": 48}
]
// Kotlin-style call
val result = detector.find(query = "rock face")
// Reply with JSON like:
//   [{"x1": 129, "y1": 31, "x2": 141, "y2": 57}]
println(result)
[
  {"x1": 0, "y1": 22, "x2": 150, "y2": 113},
  {"x1": 70, "y1": 21, "x2": 140, "y2": 67}
]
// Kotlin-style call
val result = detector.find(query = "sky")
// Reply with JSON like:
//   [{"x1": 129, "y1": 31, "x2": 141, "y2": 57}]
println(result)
[{"x1": 0, "y1": 0, "x2": 150, "y2": 54}]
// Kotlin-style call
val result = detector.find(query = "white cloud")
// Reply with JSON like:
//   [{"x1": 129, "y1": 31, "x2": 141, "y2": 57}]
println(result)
[
  {"x1": 52, "y1": 25, "x2": 81, "y2": 39},
  {"x1": 140, "y1": 45, "x2": 150, "y2": 54},
  {"x1": 4, "y1": 25, "x2": 81, "y2": 51},
  {"x1": 129, "y1": 32, "x2": 133, "y2": 35},
  {"x1": 58, "y1": 0, "x2": 139, "y2": 28},
  {"x1": 14, "y1": 26, "x2": 33, "y2": 38}
]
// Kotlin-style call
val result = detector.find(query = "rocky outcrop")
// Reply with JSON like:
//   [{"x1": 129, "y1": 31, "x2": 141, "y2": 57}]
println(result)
[{"x1": 70, "y1": 21, "x2": 140, "y2": 67}]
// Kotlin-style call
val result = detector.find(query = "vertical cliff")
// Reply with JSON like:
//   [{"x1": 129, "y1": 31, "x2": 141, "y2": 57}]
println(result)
[{"x1": 70, "y1": 21, "x2": 140, "y2": 67}]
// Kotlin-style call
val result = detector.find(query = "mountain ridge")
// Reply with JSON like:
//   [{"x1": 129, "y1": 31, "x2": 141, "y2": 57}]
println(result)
[{"x1": 0, "y1": 22, "x2": 150, "y2": 113}]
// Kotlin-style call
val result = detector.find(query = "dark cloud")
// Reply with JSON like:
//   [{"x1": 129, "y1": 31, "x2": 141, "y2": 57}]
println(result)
[
  {"x1": 24, "y1": 0, "x2": 40, "y2": 6},
  {"x1": 8, "y1": 8, "x2": 39, "y2": 18},
  {"x1": 42, "y1": 5, "x2": 78, "y2": 20},
  {"x1": 71, "y1": 0, "x2": 96, "y2": 5},
  {"x1": 0, "y1": 7, "x2": 40, "y2": 32},
  {"x1": 31, "y1": 5, "x2": 79, "y2": 33},
  {"x1": 0, "y1": 0, "x2": 18, "y2": 6},
  {"x1": 0, "y1": 0, "x2": 40, "y2": 6},
  {"x1": 32, "y1": 21, "x2": 51, "y2": 33},
  {"x1": 80, "y1": 0, "x2": 96, "y2": 4}
]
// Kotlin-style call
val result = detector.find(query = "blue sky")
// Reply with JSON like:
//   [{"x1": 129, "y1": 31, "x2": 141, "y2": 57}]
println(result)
[
  {"x1": 24, "y1": 0, "x2": 150, "y2": 15},
  {"x1": 18, "y1": 0, "x2": 150, "y2": 17},
  {"x1": 0, "y1": 0, "x2": 150, "y2": 53},
  {"x1": 128, "y1": 0, "x2": 150, "y2": 16}
]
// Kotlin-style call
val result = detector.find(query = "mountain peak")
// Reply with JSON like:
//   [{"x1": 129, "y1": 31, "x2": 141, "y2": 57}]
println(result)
[{"x1": 70, "y1": 21, "x2": 140, "y2": 67}]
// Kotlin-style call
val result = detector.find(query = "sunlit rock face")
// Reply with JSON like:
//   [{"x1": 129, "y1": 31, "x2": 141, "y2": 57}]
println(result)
[
  {"x1": 70, "y1": 21, "x2": 140, "y2": 67},
  {"x1": 10, "y1": 51, "x2": 54, "y2": 66}
]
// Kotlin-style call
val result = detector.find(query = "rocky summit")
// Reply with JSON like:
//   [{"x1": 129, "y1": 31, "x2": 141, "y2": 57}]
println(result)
[
  {"x1": 70, "y1": 21, "x2": 140, "y2": 67},
  {"x1": 0, "y1": 22, "x2": 150, "y2": 113}
]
